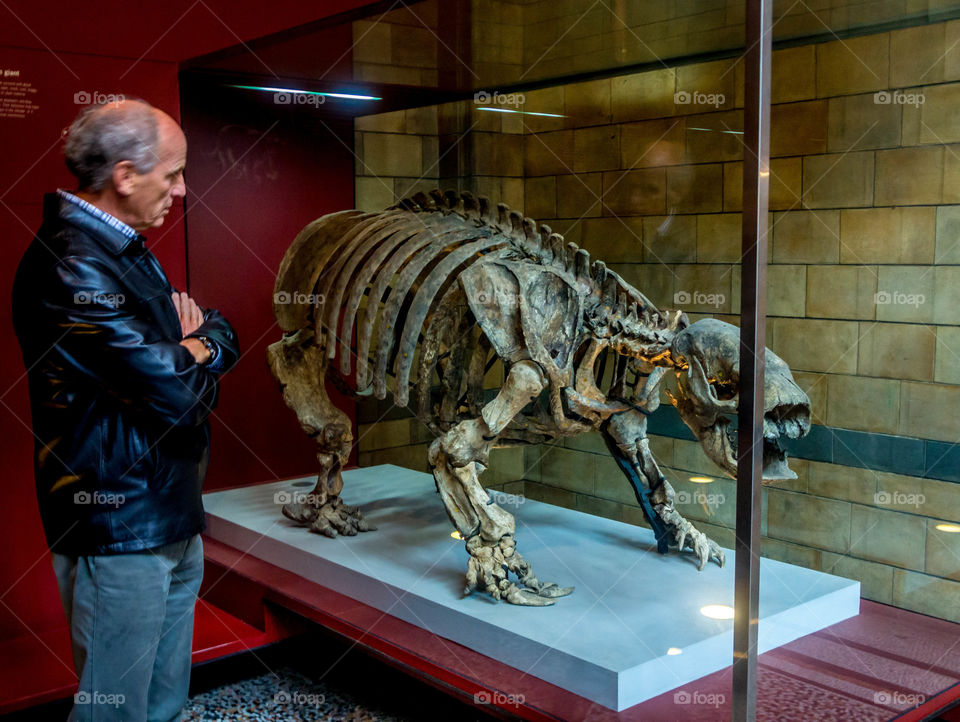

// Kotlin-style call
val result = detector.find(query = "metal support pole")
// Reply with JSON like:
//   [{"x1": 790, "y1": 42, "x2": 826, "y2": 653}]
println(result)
[{"x1": 734, "y1": 0, "x2": 772, "y2": 720}]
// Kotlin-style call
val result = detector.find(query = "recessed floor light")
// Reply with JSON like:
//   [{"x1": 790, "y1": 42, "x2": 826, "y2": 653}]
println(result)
[{"x1": 700, "y1": 604, "x2": 735, "y2": 620}]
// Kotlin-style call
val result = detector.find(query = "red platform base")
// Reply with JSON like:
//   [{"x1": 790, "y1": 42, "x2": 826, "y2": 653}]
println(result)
[
  {"x1": 198, "y1": 535, "x2": 960, "y2": 721},
  {"x1": 4, "y1": 533, "x2": 958, "y2": 720}
]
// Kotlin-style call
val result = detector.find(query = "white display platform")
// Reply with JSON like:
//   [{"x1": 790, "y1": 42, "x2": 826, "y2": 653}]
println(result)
[{"x1": 203, "y1": 464, "x2": 859, "y2": 711}]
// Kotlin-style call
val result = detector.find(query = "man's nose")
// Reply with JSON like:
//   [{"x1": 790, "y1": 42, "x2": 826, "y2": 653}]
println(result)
[{"x1": 172, "y1": 176, "x2": 186, "y2": 198}]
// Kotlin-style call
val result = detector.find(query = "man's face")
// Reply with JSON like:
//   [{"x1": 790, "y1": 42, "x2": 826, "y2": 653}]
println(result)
[{"x1": 126, "y1": 115, "x2": 187, "y2": 231}]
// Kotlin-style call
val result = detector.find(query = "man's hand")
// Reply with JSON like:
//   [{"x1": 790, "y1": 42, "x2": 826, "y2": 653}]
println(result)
[
  {"x1": 172, "y1": 291, "x2": 203, "y2": 337},
  {"x1": 179, "y1": 337, "x2": 211, "y2": 364}
]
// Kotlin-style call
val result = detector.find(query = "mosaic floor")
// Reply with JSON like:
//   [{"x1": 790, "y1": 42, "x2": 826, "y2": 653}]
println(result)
[
  {"x1": 176, "y1": 633, "x2": 498, "y2": 722},
  {"x1": 182, "y1": 665, "x2": 405, "y2": 722}
]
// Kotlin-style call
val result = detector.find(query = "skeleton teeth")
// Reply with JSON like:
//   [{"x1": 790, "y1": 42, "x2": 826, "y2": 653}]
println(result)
[
  {"x1": 764, "y1": 417, "x2": 782, "y2": 441},
  {"x1": 725, "y1": 427, "x2": 738, "y2": 460}
]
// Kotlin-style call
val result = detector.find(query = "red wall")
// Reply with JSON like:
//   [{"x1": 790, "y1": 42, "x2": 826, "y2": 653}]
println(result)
[
  {"x1": 179, "y1": 81, "x2": 357, "y2": 492},
  {"x1": 0, "y1": 2, "x2": 368, "y2": 649}
]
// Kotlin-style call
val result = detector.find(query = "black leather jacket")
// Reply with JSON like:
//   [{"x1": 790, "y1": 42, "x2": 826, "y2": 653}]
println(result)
[{"x1": 12, "y1": 193, "x2": 239, "y2": 555}]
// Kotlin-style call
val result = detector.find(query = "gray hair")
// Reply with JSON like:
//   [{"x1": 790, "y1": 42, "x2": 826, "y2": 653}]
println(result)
[{"x1": 64, "y1": 100, "x2": 159, "y2": 192}]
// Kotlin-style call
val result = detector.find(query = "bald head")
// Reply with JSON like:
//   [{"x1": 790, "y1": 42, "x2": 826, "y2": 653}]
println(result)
[
  {"x1": 65, "y1": 100, "x2": 167, "y2": 192},
  {"x1": 65, "y1": 100, "x2": 187, "y2": 231}
]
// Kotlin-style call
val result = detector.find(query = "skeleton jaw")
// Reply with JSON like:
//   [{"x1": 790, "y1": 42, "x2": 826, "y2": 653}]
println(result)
[{"x1": 703, "y1": 407, "x2": 808, "y2": 483}]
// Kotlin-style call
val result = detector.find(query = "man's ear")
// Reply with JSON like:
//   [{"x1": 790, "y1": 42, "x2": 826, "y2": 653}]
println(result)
[{"x1": 112, "y1": 160, "x2": 138, "y2": 197}]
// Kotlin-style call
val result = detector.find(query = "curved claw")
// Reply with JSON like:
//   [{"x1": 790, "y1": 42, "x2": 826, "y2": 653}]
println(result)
[
  {"x1": 676, "y1": 528, "x2": 689, "y2": 555},
  {"x1": 687, "y1": 528, "x2": 726, "y2": 570},
  {"x1": 503, "y1": 584, "x2": 556, "y2": 606},
  {"x1": 667, "y1": 513, "x2": 725, "y2": 570}
]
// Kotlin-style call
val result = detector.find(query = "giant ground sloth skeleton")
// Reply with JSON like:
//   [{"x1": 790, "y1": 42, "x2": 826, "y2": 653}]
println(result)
[{"x1": 268, "y1": 190, "x2": 810, "y2": 606}]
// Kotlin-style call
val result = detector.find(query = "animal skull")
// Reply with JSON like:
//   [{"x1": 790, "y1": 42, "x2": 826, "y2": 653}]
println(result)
[{"x1": 668, "y1": 318, "x2": 810, "y2": 481}]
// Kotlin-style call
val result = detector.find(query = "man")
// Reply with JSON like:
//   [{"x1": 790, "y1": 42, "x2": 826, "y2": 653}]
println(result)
[{"x1": 12, "y1": 99, "x2": 238, "y2": 721}]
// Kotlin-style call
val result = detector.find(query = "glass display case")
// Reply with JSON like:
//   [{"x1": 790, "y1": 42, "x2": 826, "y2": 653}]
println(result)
[{"x1": 188, "y1": 1, "x2": 960, "y2": 717}]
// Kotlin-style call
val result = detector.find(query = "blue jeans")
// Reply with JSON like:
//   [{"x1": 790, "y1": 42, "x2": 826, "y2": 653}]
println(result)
[{"x1": 52, "y1": 534, "x2": 203, "y2": 722}]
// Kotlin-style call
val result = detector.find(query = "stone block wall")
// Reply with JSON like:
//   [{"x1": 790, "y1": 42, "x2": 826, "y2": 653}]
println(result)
[
  {"x1": 350, "y1": 18, "x2": 960, "y2": 622},
  {"x1": 352, "y1": 4, "x2": 441, "y2": 87},
  {"x1": 520, "y1": 0, "x2": 959, "y2": 82}
]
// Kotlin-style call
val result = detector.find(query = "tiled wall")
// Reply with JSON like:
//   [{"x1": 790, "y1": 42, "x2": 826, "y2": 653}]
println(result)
[{"x1": 351, "y1": 19, "x2": 960, "y2": 622}]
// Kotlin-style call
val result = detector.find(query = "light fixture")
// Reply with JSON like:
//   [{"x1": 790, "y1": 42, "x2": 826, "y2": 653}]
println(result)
[
  {"x1": 227, "y1": 84, "x2": 381, "y2": 101},
  {"x1": 667, "y1": 647, "x2": 683, "y2": 656},
  {"x1": 476, "y1": 107, "x2": 565, "y2": 118},
  {"x1": 700, "y1": 604, "x2": 735, "y2": 620},
  {"x1": 935, "y1": 523, "x2": 960, "y2": 533},
  {"x1": 451, "y1": 530, "x2": 464, "y2": 540},
  {"x1": 689, "y1": 476, "x2": 714, "y2": 484}
]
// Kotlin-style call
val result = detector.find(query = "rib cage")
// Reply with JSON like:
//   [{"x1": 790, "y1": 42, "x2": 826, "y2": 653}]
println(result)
[{"x1": 272, "y1": 189, "x2": 666, "y2": 412}]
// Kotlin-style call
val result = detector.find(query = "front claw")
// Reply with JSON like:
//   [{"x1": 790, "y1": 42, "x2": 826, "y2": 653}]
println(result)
[
  {"x1": 679, "y1": 524, "x2": 726, "y2": 570},
  {"x1": 688, "y1": 530, "x2": 726, "y2": 570},
  {"x1": 660, "y1": 506, "x2": 725, "y2": 570}
]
